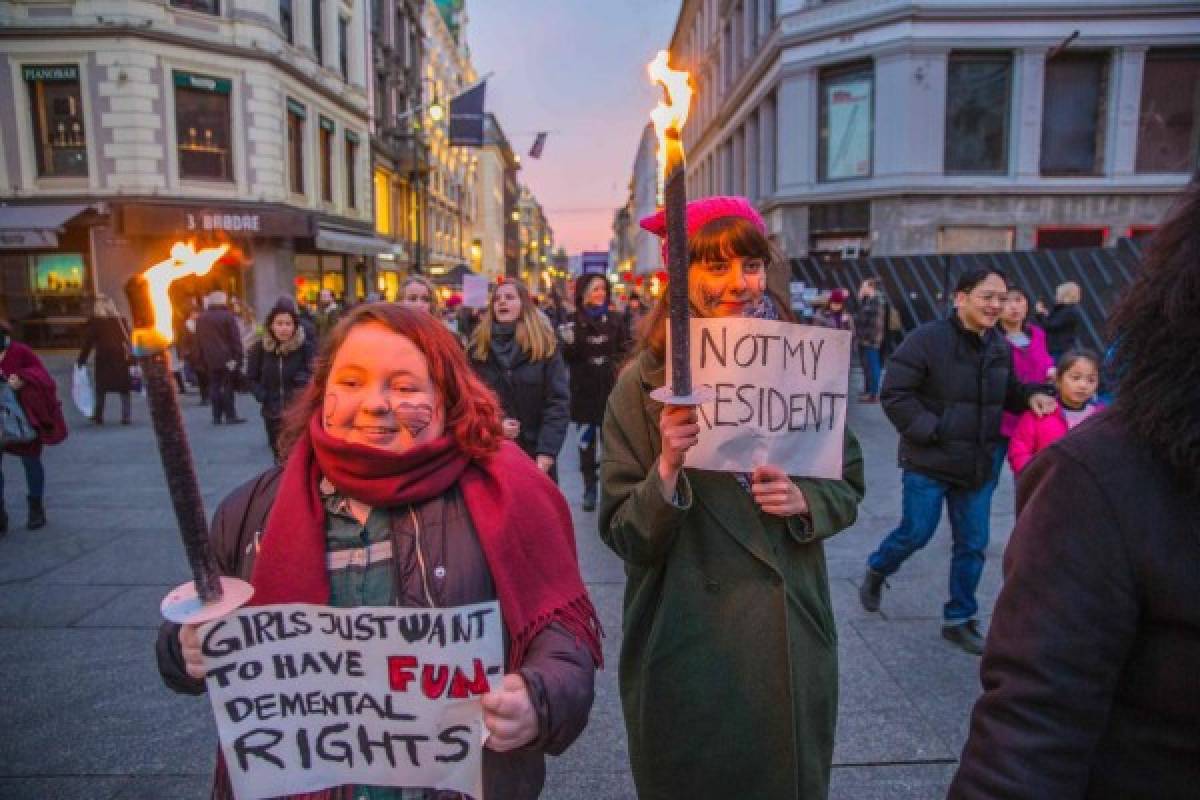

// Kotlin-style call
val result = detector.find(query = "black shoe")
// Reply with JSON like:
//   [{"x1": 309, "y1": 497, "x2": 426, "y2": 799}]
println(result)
[
  {"x1": 859, "y1": 567, "x2": 887, "y2": 612},
  {"x1": 226, "y1": 417, "x2": 247, "y2": 425},
  {"x1": 26, "y1": 496, "x2": 46, "y2": 531},
  {"x1": 582, "y1": 484, "x2": 597, "y2": 512},
  {"x1": 942, "y1": 620, "x2": 985, "y2": 655}
]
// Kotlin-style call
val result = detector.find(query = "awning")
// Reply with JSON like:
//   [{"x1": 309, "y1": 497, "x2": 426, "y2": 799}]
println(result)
[
  {"x1": 315, "y1": 226, "x2": 393, "y2": 257},
  {"x1": 0, "y1": 203, "x2": 101, "y2": 249}
]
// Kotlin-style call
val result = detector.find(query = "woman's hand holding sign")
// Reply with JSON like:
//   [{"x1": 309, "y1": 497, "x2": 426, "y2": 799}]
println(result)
[
  {"x1": 482, "y1": 673, "x2": 537, "y2": 752},
  {"x1": 657, "y1": 405, "x2": 701, "y2": 501},
  {"x1": 751, "y1": 465, "x2": 810, "y2": 518},
  {"x1": 180, "y1": 623, "x2": 205, "y2": 680}
]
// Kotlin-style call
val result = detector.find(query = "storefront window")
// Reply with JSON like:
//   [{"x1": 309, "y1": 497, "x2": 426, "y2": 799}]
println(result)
[
  {"x1": 819, "y1": 62, "x2": 873, "y2": 182},
  {"x1": 321, "y1": 255, "x2": 345, "y2": 298},
  {"x1": 1136, "y1": 49, "x2": 1200, "y2": 173},
  {"x1": 945, "y1": 53, "x2": 1012, "y2": 174},
  {"x1": 319, "y1": 116, "x2": 334, "y2": 203},
  {"x1": 374, "y1": 168, "x2": 392, "y2": 235},
  {"x1": 174, "y1": 72, "x2": 233, "y2": 182},
  {"x1": 31, "y1": 252, "x2": 86, "y2": 294},
  {"x1": 345, "y1": 132, "x2": 360, "y2": 209},
  {"x1": 1041, "y1": 53, "x2": 1109, "y2": 176},
  {"x1": 287, "y1": 99, "x2": 306, "y2": 195},
  {"x1": 377, "y1": 270, "x2": 400, "y2": 301},
  {"x1": 25, "y1": 65, "x2": 88, "y2": 178}
]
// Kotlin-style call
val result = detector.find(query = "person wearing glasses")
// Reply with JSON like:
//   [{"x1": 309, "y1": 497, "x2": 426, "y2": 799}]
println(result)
[{"x1": 858, "y1": 267, "x2": 1056, "y2": 654}]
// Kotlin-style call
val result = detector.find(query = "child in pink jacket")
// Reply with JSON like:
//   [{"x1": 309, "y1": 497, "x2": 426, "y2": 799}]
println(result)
[{"x1": 1009, "y1": 350, "x2": 1104, "y2": 474}]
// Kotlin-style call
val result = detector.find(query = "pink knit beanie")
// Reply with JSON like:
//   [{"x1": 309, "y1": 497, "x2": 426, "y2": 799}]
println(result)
[{"x1": 639, "y1": 195, "x2": 767, "y2": 264}]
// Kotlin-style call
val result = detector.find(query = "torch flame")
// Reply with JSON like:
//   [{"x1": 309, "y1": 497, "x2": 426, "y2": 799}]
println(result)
[
  {"x1": 647, "y1": 49, "x2": 693, "y2": 202},
  {"x1": 142, "y1": 241, "x2": 229, "y2": 343}
]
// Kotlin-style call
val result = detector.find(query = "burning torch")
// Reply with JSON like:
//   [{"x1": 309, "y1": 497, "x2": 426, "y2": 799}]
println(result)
[
  {"x1": 124, "y1": 242, "x2": 254, "y2": 624},
  {"x1": 647, "y1": 50, "x2": 712, "y2": 407}
]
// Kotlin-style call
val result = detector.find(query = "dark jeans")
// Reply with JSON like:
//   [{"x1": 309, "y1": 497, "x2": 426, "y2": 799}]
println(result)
[
  {"x1": 0, "y1": 452, "x2": 45, "y2": 501},
  {"x1": 867, "y1": 445, "x2": 1006, "y2": 623},
  {"x1": 577, "y1": 423, "x2": 601, "y2": 489},
  {"x1": 263, "y1": 414, "x2": 283, "y2": 462},
  {"x1": 860, "y1": 346, "x2": 882, "y2": 396},
  {"x1": 210, "y1": 367, "x2": 239, "y2": 423},
  {"x1": 94, "y1": 390, "x2": 131, "y2": 423}
]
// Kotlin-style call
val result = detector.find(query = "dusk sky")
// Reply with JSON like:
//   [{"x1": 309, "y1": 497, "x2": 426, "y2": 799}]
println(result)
[{"x1": 467, "y1": 0, "x2": 681, "y2": 257}]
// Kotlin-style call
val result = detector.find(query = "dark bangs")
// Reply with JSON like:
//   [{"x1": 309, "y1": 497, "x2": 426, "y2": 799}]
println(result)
[{"x1": 689, "y1": 216, "x2": 771, "y2": 264}]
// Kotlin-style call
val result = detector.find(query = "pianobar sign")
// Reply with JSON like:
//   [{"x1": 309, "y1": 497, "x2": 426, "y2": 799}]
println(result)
[
  {"x1": 668, "y1": 317, "x2": 852, "y2": 479},
  {"x1": 199, "y1": 601, "x2": 503, "y2": 800}
]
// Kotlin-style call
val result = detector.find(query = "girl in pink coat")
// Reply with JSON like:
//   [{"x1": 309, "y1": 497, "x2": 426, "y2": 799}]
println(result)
[
  {"x1": 1009, "y1": 350, "x2": 1103, "y2": 474},
  {"x1": 998, "y1": 287, "x2": 1055, "y2": 444}
]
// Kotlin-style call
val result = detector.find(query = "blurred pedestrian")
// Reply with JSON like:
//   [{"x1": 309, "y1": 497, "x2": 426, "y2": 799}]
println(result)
[
  {"x1": 624, "y1": 292, "x2": 649, "y2": 334},
  {"x1": 400, "y1": 275, "x2": 440, "y2": 316},
  {"x1": 860, "y1": 268, "x2": 1057, "y2": 654},
  {"x1": 469, "y1": 280, "x2": 568, "y2": 481},
  {"x1": 1035, "y1": 281, "x2": 1083, "y2": 360},
  {"x1": 855, "y1": 279, "x2": 887, "y2": 402},
  {"x1": 1007, "y1": 349, "x2": 1103, "y2": 475},
  {"x1": 181, "y1": 307, "x2": 208, "y2": 404},
  {"x1": 997, "y1": 286, "x2": 1055, "y2": 466},
  {"x1": 157, "y1": 305, "x2": 601, "y2": 799},
  {"x1": 195, "y1": 291, "x2": 245, "y2": 425},
  {"x1": 247, "y1": 300, "x2": 314, "y2": 462},
  {"x1": 76, "y1": 295, "x2": 134, "y2": 425},
  {"x1": 560, "y1": 274, "x2": 631, "y2": 511},
  {"x1": 314, "y1": 287, "x2": 341, "y2": 340},
  {"x1": 601, "y1": 196, "x2": 865, "y2": 799},
  {"x1": 0, "y1": 318, "x2": 67, "y2": 533},
  {"x1": 950, "y1": 178, "x2": 1200, "y2": 800},
  {"x1": 813, "y1": 288, "x2": 856, "y2": 337}
]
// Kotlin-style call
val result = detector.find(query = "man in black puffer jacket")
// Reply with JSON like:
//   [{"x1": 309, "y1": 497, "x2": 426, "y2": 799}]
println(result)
[
  {"x1": 195, "y1": 290, "x2": 246, "y2": 425},
  {"x1": 859, "y1": 268, "x2": 1056, "y2": 654}
]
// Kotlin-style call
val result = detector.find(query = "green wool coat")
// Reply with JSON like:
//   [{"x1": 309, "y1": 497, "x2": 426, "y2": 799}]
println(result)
[{"x1": 599, "y1": 351, "x2": 866, "y2": 800}]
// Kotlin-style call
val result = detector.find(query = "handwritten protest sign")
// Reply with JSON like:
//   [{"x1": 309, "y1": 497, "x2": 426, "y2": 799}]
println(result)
[
  {"x1": 668, "y1": 317, "x2": 851, "y2": 478},
  {"x1": 462, "y1": 274, "x2": 489, "y2": 309},
  {"x1": 199, "y1": 601, "x2": 503, "y2": 800}
]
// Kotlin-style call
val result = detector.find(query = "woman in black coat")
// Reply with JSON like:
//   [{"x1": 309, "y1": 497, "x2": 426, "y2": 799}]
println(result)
[
  {"x1": 76, "y1": 296, "x2": 133, "y2": 425},
  {"x1": 560, "y1": 274, "x2": 630, "y2": 510},
  {"x1": 469, "y1": 280, "x2": 569, "y2": 481},
  {"x1": 1035, "y1": 281, "x2": 1083, "y2": 360},
  {"x1": 246, "y1": 301, "x2": 314, "y2": 461},
  {"x1": 950, "y1": 178, "x2": 1200, "y2": 799}
]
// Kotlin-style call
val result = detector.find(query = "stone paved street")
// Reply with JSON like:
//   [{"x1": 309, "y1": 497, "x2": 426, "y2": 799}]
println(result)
[{"x1": 0, "y1": 355, "x2": 1017, "y2": 799}]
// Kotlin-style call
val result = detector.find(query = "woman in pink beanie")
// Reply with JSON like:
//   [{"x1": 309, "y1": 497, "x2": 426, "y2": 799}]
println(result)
[{"x1": 598, "y1": 195, "x2": 866, "y2": 799}]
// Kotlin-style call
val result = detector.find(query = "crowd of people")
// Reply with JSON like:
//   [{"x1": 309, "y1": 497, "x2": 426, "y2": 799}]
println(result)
[{"x1": 0, "y1": 175, "x2": 1193, "y2": 796}]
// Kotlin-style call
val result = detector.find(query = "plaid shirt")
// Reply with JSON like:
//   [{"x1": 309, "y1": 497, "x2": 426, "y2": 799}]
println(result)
[{"x1": 321, "y1": 480, "x2": 466, "y2": 800}]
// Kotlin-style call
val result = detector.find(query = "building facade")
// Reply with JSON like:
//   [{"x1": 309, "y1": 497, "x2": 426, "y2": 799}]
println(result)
[
  {"x1": 630, "y1": 122, "x2": 662, "y2": 276},
  {"x1": 421, "y1": 0, "x2": 478, "y2": 277},
  {"x1": 369, "y1": 0, "x2": 424, "y2": 300},
  {"x1": 0, "y1": 0, "x2": 381, "y2": 339},
  {"x1": 667, "y1": 0, "x2": 1200, "y2": 262},
  {"x1": 516, "y1": 184, "x2": 555, "y2": 294},
  {"x1": 476, "y1": 112, "x2": 519, "y2": 280}
]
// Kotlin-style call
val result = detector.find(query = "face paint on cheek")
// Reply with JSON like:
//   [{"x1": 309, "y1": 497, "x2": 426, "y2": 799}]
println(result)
[{"x1": 392, "y1": 401, "x2": 434, "y2": 436}]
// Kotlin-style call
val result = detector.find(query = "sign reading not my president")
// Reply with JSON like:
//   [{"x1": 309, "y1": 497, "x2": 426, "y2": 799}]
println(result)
[
  {"x1": 669, "y1": 317, "x2": 852, "y2": 479},
  {"x1": 199, "y1": 601, "x2": 503, "y2": 800}
]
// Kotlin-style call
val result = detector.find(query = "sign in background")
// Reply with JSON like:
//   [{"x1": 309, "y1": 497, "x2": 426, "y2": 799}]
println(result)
[
  {"x1": 668, "y1": 317, "x2": 851, "y2": 479},
  {"x1": 461, "y1": 274, "x2": 489, "y2": 309},
  {"x1": 200, "y1": 602, "x2": 504, "y2": 800}
]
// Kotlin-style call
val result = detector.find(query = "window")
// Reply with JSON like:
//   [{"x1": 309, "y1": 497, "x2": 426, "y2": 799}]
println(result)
[
  {"x1": 312, "y1": 0, "x2": 324, "y2": 65},
  {"x1": 280, "y1": 0, "x2": 293, "y2": 43},
  {"x1": 24, "y1": 65, "x2": 88, "y2": 178},
  {"x1": 819, "y1": 62, "x2": 873, "y2": 181},
  {"x1": 338, "y1": 16, "x2": 349, "y2": 80},
  {"x1": 32, "y1": 252, "x2": 86, "y2": 295},
  {"x1": 287, "y1": 98, "x2": 306, "y2": 194},
  {"x1": 374, "y1": 168, "x2": 392, "y2": 235},
  {"x1": 319, "y1": 116, "x2": 334, "y2": 202},
  {"x1": 1040, "y1": 53, "x2": 1109, "y2": 176},
  {"x1": 345, "y1": 132, "x2": 359, "y2": 209},
  {"x1": 1035, "y1": 227, "x2": 1105, "y2": 249},
  {"x1": 174, "y1": 71, "x2": 233, "y2": 182},
  {"x1": 170, "y1": 0, "x2": 219, "y2": 13},
  {"x1": 1136, "y1": 49, "x2": 1200, "y2": 173},
  {"x1": 945, "y1": 53, "x2": 1012, "y2": 174}
]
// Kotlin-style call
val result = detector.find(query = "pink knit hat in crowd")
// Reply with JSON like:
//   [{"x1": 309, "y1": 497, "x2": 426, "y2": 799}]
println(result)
[{"x1": 639, "y1": 195, "x2": 767, "y2": 264}]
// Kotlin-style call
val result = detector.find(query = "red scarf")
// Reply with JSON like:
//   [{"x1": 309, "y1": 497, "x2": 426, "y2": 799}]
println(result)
[{"x1": 249, "y1": 414, "x2": 603, "y2": 671}]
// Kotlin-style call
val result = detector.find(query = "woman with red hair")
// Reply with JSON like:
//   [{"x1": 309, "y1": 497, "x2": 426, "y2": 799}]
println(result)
[{"x1": 157, "y1": 304, "x2": 601, "y2": 799}]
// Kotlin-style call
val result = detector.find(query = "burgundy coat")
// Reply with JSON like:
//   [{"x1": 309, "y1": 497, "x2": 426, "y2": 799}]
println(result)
[{"x1": 1, "y1": 341, "x2": 67, "y2": 456}]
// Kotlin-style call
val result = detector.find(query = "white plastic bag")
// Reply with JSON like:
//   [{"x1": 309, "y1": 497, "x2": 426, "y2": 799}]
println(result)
[{"x1": 72, "y1": 364, "x2": 95, "y2": 417}]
